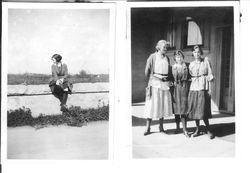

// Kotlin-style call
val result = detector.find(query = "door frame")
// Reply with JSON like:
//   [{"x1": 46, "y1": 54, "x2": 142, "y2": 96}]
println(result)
[{"x1": 214, "y1": 25, "x2": 234, "y2": 113}]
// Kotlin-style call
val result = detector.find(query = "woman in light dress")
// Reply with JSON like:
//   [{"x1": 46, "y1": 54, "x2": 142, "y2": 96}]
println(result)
[{"x1": 144, "y1": 40, "x2": 173, "y2": 135}]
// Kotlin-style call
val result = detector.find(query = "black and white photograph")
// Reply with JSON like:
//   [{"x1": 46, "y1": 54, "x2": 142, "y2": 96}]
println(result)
[
  {"x1": 2, "y1": 0, "x2": 250, "y2": 173},
  {"x1": 130, "y1": 4, "x2": 237, "y2": 158},
  {"x1": 2, "y1": 3, "x2": 115, "y2": 160}
]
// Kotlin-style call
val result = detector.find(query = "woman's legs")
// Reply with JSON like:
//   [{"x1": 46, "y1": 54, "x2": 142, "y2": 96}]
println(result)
[
  {"x1": 159, "y1": 118, "x2": 164, "y2": 132},
  {"x1": 203, "y1": 119, "x2": 215, "y2": 139},
  {"x1": 144, "y1": 118, "x2": 152, "y2": 136},
  {"x1": 181, "y1": 115, "x2": 190, "y2": 137},
  {"x1": 174, "y1": 114, "x2": 181, "y2": 133},
  {"x1": 192, "y1": 120, "x2": 200, "y2": 137},
  {"x1": 60, "y1": 91, "x2": 68, "y2": 111}
]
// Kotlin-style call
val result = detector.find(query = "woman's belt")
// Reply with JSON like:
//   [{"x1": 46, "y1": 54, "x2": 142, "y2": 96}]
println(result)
[
  {"x1": 191, "y1": 74, "x2": 207, "y2": 78},
  {"x1": 152, "y1": 73, "x2": 171, "y2": 82},
  {"x1": 153, "y1": 72, "x2": 169, "y2": 76},
  {"x1": 175, "y1": 79, "x2": 188, "y2": 84}
]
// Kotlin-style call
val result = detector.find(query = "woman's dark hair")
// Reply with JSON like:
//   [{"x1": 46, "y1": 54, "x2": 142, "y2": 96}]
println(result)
[
  {"x1": 192, "y1": 45, "x2": 203, "y2": 55},
  {"x1": 51, "y1": 54, "x2": 62, "y2": 62},
  {"x1": 173, "y1": 50, "x2": 185, "y2": 62}
]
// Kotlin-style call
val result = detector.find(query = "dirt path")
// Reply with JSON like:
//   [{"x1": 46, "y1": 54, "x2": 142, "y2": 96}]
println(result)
[{"x1": 8, "y1": 121, "x2": 108, "y2": 160}]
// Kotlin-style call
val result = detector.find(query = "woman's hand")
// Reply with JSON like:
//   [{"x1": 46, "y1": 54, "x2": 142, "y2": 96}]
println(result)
[
  {"x1": 206, "y1": 75, "x2": 214, "y2": 82},
  {"x1": 167, "y1": 81, "x2": 174, "y2": 87},
  {"x1": 56, "y1": 78, "x2": 64, "y2": 85}
]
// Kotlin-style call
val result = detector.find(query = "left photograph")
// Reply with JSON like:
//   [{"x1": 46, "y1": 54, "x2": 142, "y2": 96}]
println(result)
[{"x1": 2, "y1": 3, "x2": 114, "y2": 160}]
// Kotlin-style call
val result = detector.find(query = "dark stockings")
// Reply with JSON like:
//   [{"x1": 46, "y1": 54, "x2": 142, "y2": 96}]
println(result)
[
  {"x1": 203, "y1": 119, "x2": 214, "y2": 139},
  {"x1": 144, "y1": 118, "x2": 165, "y2": 136},
  {"x1": 159, "y1": 118, "x2": 164, "y2": 132},
  {"x1": 175, "y1": 115, "x2": 181, "y2": 132},
  {"x1": 59, "y1": 92, "x2": 68, "y2": 112},
  {"x1": 144, "y1": 118, "x2": 152, "y2": 135},
  {"x1": 193, "y1": 119, "x2": 214, "y2": 139},
  {"x1": 61, "y1": 92, "x2": 68, "y2": 105}
]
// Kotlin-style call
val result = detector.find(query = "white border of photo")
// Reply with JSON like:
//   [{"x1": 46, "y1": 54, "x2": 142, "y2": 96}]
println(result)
[
  {"x1": 1, "y1": 0, "x2": 250, "y2": 173},
  {"x1": 125, "y1": 0, "x2": 243, "y2": 172}
]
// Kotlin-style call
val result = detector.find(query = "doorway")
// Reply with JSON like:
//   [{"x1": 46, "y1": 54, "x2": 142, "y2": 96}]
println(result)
[{"x1": 216, "y1": 26, "x2": 235, "y2": 113}]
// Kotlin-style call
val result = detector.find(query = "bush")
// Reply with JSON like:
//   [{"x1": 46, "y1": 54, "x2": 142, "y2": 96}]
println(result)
[
  {"x1": 8, "y1": 107, "x2": 34, "y2": 127},
  {"x1": 7, "y1": 105, "x2": 109, "y2": 128}
]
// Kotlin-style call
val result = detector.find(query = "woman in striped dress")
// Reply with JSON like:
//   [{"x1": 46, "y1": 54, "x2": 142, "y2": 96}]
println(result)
[
  {"x1": 187, "y1": 45, "x2": 214, "y2": 139},
  {"x1": 144, "y1": 40, "x2": 173, "y2": 135}
]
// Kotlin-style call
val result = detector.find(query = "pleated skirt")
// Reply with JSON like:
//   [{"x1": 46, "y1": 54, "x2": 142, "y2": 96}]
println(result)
[
  {"x1": 144, "y1": 87, "x2": 173, "y2": 120},
  {"x1": 187, "y1": 90, "x2": 212, "y2": 120}
]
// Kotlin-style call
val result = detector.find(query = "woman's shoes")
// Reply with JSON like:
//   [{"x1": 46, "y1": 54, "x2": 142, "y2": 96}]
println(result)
[
  {"x1": 144, "y1": 128, "x2": 151, "y2": 136},
  {"x1": 159, "y1": 126, "x2": 165, "y2": 133},
  {"x1": 192, "y1": 130, "x2": 200, "y2": 137},
  {"x1": 207, "y1": 131, "x2": 215, "y2": 139},
  {"x1": 60, "y1": 104, "x2": 68, "y2": 112},
  {"x1": 174, "y1": 128, "x2": 181, "y2": 134},
  {"x1": 183, "y1": 131, "x2": 190, "y2": 138}
]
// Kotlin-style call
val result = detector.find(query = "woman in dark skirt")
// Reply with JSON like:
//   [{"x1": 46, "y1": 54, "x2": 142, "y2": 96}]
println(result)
[
  {"x1": 49, "y1": 54, "x2": 73, "y2": 112},
  {"x1": 187, "y1": 45, "x2": 214, "y2": 139},
  {"x1": 172, "y1": 50, "x2": 190, "y2": 138}
]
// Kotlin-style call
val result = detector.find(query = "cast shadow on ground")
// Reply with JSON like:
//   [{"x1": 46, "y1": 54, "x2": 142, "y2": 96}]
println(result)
[{"x1": 132, "y1": 116, "x2": 235, "y2": 138}]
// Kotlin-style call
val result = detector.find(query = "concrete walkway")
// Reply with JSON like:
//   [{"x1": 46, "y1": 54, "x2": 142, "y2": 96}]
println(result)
[
  {"x1": 8, "y1": 121, "x2": 108, "y2": 160},
  {"x1": 132, "y1": 103, "x2": 235, "y2": 158}
]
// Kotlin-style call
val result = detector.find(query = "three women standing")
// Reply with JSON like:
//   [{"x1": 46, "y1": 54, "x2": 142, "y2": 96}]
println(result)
[{"x1": 144, "y1": 42, "x2": 214, "y2": 139}]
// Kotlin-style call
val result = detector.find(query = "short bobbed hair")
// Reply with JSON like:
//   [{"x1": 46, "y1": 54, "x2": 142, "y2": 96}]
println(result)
[
  {"x1": 192, "y1": 45, "x2": 203, "y2": 55},
  {"x1": 51, "y1": 54, "x2": 62, "y2": 62},
  {"x1": 173, "y1": 50, "x2": 185, "y2": 62}
]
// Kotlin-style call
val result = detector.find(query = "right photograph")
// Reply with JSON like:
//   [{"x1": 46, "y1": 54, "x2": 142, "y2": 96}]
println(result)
[{"x1": 130, "y1": 6, "x2": 236, "y2": 158}]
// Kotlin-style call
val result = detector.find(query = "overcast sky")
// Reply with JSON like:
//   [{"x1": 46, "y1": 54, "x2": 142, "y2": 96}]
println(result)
[{"x1": 8, "y1": 9, "x2": 110, "y2": 75}]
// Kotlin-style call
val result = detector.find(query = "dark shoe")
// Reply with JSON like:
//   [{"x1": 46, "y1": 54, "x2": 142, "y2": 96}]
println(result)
[
  {"x1": 192, "y1": 130, "x2": 200, "y2": 137},
  {"x1": 183, "y1": 131, "x2": 190, "y2": 138},
  {"x1": 174, "y1": 128, "x2": 181, "y2": 134},
  {"x1": 207, "y1": 131, "x2": 215, "y2": 139},
  {"x1": 159, "y1": 126, "x2": 165, "y2": 133},
  {"x1": 60, "y1": 104, "x2": 68, "y2": 112},
  {"x1": 144, "y1": 128, "x2": 151, "y2": 136}
]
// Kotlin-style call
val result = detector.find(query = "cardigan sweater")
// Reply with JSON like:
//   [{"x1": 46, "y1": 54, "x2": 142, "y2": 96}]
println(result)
[
  {"x1": 145, "y1": 52, "x2": 173, "y2": 88},
  {"x1": 51, "y1": 63, "x2": 69, "y2": 81}
]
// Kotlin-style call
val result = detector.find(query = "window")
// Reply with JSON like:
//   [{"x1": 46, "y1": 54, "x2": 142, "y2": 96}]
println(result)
[
  {"x1": 163, "y1": 15, "x2": 176, "y2": 50},
  {"x1": 187, "y1": 20, "x2": 203, "y2": 46},
  {"x1": 182, "y1": 17, "x2": 209, "y2": 49}
]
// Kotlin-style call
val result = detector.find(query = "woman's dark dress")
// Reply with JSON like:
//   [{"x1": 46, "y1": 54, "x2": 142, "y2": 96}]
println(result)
[{"x1": 172, "y1": 63, "x2": 189, "y2": 115}]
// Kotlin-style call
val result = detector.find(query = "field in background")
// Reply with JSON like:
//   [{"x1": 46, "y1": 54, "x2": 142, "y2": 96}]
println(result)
[{"x1": 8, "y1": 73, "x2": 109, "y2": 85}]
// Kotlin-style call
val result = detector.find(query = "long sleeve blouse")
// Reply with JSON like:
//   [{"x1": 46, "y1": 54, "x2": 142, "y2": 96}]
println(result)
[
  {"x1": 145, "y1": 52, "x2": 172, "y2": 90},
  {"x1": 189, "y1": 57, "x2": 213, "y2": 91},
  {"x1": 172, "y1": 62, "x2": 189, "y2": 84},
  {"x1": 51, "y1": 63, "x2": 69, "y2": 81}
]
